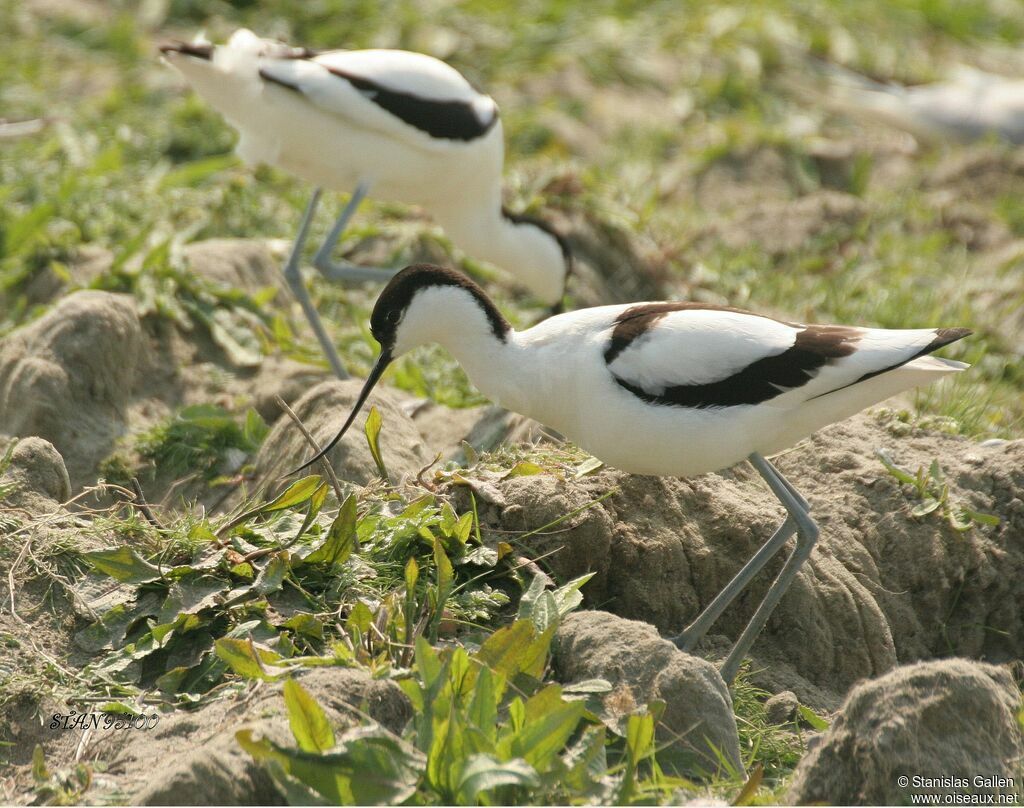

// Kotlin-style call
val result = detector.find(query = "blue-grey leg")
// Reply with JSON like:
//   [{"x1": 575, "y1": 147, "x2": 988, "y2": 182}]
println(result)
[
  {"x1": 673, "y1": 458, "x2": 811, "y2": 653},
  {"x1": 312, "y1": 181, "x2": 401, "y2": 285},
  {"x1": 719, "y1": 453, "x2": 819, "y2": 684},
  {"x1": 282, "y1": 189, "x2": 349, "y2": 380}
]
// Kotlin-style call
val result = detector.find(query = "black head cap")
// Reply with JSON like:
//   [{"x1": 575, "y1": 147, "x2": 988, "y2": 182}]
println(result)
[
  {"x1": 287, "y1": 264, "x2": 508, "y2": 476},
  {"x1": 370, "y1": 264, "x2": 510, "y2": 350}
]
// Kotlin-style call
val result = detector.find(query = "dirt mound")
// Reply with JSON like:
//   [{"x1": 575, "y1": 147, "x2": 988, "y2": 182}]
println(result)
[
  {"x1": 557, "y1": 207, "x2": 669, "y2": 307},
  {"x1": 0, "y1": 291, "x2": 142, "y2": 489},
  {"x1": 787, "y1": 659, "x2": 1023, "y2": 804},
  {"x1": 68, "y1": 667, "x2": 412, "y2": 805},
  {"x1": 459, "y1": 413, "x2": 1024, "y2": 707},
  {"x1": 253, "y1": 379, "x2": 432, "y2": 487},
  {"x1": 710, "y1": 190, "x2": 867, "y2": 257},
  {"x1": 0, "y1": 436, "x2": 70, "y2": 513},
  {"x1": 553, "y1": 610, "x2": 742, "y2": 774},
  {"x1": 182, "y1": 238, "x2": 282, "y2": 295}
]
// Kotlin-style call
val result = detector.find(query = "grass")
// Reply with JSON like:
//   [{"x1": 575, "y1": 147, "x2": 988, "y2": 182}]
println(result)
[{"x1": 2, "y1": 0, "x2": 1024, "y2": 803}]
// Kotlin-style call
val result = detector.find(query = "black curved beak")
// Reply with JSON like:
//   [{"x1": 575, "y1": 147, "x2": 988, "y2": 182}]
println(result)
[
  {"x1": 286, "y1": 349, "x2": 394, "y2": 475},
  {"x1": 159, "y1": 41, "x2": 214, "y2": 60}
]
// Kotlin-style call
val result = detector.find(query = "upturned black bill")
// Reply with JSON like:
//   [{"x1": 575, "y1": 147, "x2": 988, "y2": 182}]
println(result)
[{"x1": 286, "y1": 349, "x2": 393, "y2": 475}]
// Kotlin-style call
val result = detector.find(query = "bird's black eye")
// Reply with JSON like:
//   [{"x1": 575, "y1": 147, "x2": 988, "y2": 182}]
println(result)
[{"x1": 385, "y1": 309, "x2": 402, "y2": 325}]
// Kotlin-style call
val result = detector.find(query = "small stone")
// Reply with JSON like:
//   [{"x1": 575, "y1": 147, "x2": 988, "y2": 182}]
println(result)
[{"x1": 764, "y1": 690, "x2": 800, "y2": 725}]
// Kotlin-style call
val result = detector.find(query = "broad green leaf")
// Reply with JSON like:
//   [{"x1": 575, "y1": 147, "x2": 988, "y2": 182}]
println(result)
[
  {"x1": 797, "y1": 704, "x2": 829, "y2": 731},
  {"x1": 237, "y1": 726, "x2": 423, "y2": 805},
  {"x1": 517, "y1": 574, "x2": 548, "y2": 621},
  {"x1": 253, "y1": 552, "x2": 289, "y2": 596},
  {"x1": 158, "y1": 575, "x2": 226, "y2": 623},
  {"x1": 504, "y1": 461, "x2": 544, "y2": 478},
  {"x1": 264, "y1": 476, "x2": 324, "y2": 513},
  {"x1": 31, "y1": 745, "x2": 49, "y2": 784},
  {"x1": 304, "y1": 495, "x2": 357, "y2": 566},
  {"x1": 531, "y1": 591, "x2": 559, "y2": 633},
  {"x1": 346, "y1": 600, "x2": 374, "y2": 636},
  {"x1": 455, "y1": 512, "x2": 474, "y2": 545},
  {"x1": 433, "y1": 539, "x2": 454, "y2": 600},
  {"x1": 467, "y1": 665, "x2": 505, "y2": 744},
  {"x1": 159, "y1": 153, "x2": 237, "y2": 188},
  {"x1": 400, "y1": 494, "x2": 434, "y2": 519},
  {"x1": 574, "y1": 456, "x2": 605, "y2": 478},
  {"x1": 911, "y1": 498, "x2": 941, "y2": 517},
  {"x1": 364, "y1": 406, "x2": 389, "y2": 482},
  {"x1": 552, "y1": 573, "x2": 594, "y2": 618},
  {"x1": 282, "y1": 614, "x2": 324, "y2": 640},
  {"x1": 625, "y1": 711, "x2": 656, "y2": 765},
  {"x1": 875, "y1": 450, "x2": 916, "y2": 485},
  {"x1": 215, "y1": 638, "x2": 291, "y2": 680},
  {"x1": 455, "y1": 754, "x2": 539, "y2": 804},
  {"x1": 510, "y1": 684, "x2": 585, "y2": 771},
  {"x1": 75, "y1": 604, "x2": 135, "y2": 652},
  {"x1": 474, "y1": 620, "x2": 554, "y2": 681},
  {"x1": 963, "y1": 509, "x2": 1000, "y2": 527},
  {"x1": 81, "y1": 547, "x2": 162, "y2": 584},
  {"x1": 415, "y1": 635, "x2": 442, "y2": 690},
  {"x1": 283, "y1": 678, "x2": 335, "y2": 753}
]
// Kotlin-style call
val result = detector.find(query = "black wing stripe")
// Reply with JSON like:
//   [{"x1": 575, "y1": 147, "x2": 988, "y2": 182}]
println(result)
[
  {"x1": 806, "y1": 327, "x2": 972, "y2": 401},
  {"x1": 611, "y1": 321, "x2": 861, "y2": 409},
  {"x1": 603, "y1": 302, "x2": 795, "y2": 366},
  {"x1": 259, "y1": 68, "x2": 303, "y2": 93},
  {"x1": 323, "y1": 66, "x2": 497, "y2": 141}
]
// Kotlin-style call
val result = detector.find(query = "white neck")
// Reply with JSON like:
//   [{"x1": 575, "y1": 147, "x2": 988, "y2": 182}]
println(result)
[
  {"x1": 393, "y1": 286, "x2": 537, "y2": 412},
  {"x1": 431, "y1": 195, "x2": 566, "y2": 307}
]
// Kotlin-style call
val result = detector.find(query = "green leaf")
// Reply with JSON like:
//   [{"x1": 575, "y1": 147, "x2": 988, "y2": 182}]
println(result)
[
  {"x1": 303, "y1": 495, "x2": 357, "y2": 566},
  {"x1": 626, "y1": 711, "x2": 656, "y2": 764},
  {"x1": 75, "y1": 603, "x2": 135, "y2": 652},
  {"x1": 517, "y1": 574, "x2": 549, "y2": 622},
  {"x1": 510, "y1": 684, "x2": 585, "y2": 771},
  {"x1": 264, "y1": 476, "x2": 325, "y2": 513},
  {"x1": 504, "y1": 461, "x2": 544, "y2": 478},
  {"x1": 474, "y1": 619, "x2": 554, "y2": 681},
  {"x1": 455, "y1": 754, "x2": 539, "y2": 804},
  {"x1": 237, "y1": 726, "x2": 424, "y2": 805},
  {"x1": 31, "y1": 745, "x2": 49, "y2": 784},
  {"x1": 467, "y1": 665, "x2": 505, "y2": 744},
  {"x1": 574, "y1": 456, "x2": 605, "y2": 478},
  {"x1": 875, "y1": 449, "x2": 916, "y2": 486},
  {"x1": 159, "y1": 154, "x2": 237, "y2": 188},
  {"x1": 81, "y1": 547, "x2": 162, "y2": 584},
  {"x1": 364, "y1": 406, "x2": 390, "y2": 483},
  {"x1": 253, "y1": 553, "x2": 290, "y2": 596},
  {"x1": 215, "y1": 638, "x2": 292, "y2": 680},
  {"x1": 404, "y1": 557, "x2": 419, "y2": 592},
  {"x1": 158, "y1": 574, "x2": 227, "y2": 622},
  {"x1": 207, "y1": 307, "x2": 263, "y2": 367},
  {"x1": 552, "y1": 573, "x2": 594, "y2": 618},
  {"x1": 963, "y1": 508, "x2": 1000, "y2": 527},
  {"x1": 911, "y1": 498, "x2": 941, "y2": 517},
  {"x1": 282, "y1": 614, "x2": 324, "y2": 640},
  {"x1": 531, "y1": 591, "x2": 559, "y2": 633},
  {"x1": 283, "y1": 678, "x2": 335, "y2": 753},
  {"x1": 797, "y1": 704, "x2": 829, "y2": 731}
]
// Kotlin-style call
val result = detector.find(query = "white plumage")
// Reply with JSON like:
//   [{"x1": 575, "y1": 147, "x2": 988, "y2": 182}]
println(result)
[
  {"x1": 297, "y1": 264, "x2": 971, "y2": 683},
  {"x1": 160, "y1": 30, "x2": 571, "y2": 379},
  {"x1": 822, "y1": 61, "x2": 1024, "y2": 144}
]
